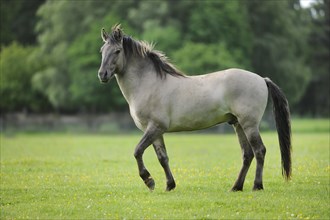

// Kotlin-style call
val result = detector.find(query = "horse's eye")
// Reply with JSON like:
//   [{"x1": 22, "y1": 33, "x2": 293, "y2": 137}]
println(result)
[{"x1": 115, "y1": 49, "x2": 121, "y2": 54}]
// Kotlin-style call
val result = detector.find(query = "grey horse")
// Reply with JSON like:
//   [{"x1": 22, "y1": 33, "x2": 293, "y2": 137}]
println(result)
[{"x1": 98, "y1": 24, "x2": 291, "y2": 191}]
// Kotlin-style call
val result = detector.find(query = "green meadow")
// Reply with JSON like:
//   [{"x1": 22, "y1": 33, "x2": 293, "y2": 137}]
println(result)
[{"x1": 1, "y1": 119, "x2": 329, "y2": 219}]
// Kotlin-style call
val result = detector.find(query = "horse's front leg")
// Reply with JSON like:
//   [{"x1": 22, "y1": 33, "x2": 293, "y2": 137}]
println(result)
[
  {"x1": 134, "y1": 124, "x2": 165, "y2": 191},
  {"x1": 153, "y1": 136, "x2": 176, "y2": 191}
]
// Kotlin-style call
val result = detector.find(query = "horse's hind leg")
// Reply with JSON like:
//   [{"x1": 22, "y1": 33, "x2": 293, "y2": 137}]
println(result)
[
  {"x1": 242, "y1": 124, "x2": 267, "y2": 190},
  {"x1": 231, "y1": 122, "x2": 254, "y2": 191},
  {"x1": 153, "y1": 136, "x2": 176, "y2": 191}
]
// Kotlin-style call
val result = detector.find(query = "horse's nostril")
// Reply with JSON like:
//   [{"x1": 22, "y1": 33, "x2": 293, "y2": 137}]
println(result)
[
  {"x1": 99, "y1": 70, "x2": 110, "y2": 83},
  {"x1": 99, "y1": 70, "x2": 108, "y2": 80}
]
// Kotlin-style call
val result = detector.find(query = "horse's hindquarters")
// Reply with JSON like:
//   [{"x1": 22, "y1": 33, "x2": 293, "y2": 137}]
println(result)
[{"x1": 224, "y1": 69, "x2": 268, "y2": 126}]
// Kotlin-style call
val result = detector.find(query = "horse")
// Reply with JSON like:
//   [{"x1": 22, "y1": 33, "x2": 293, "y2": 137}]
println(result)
[{"x1": 98, "y1": 24, "x2": 292, "y2": 192}]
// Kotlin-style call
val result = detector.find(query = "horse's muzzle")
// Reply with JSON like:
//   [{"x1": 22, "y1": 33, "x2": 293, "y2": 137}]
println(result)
[{"x1": 98, "y1": 70, "x2": 113, "y2": 83}]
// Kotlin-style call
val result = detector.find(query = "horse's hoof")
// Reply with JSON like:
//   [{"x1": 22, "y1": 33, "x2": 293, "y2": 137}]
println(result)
[
  {"x1": 230, "y1": 187, "x2": 243, "y2": 192},
  {"x1": 166, "y1": 181, "x2": 176, "y2": 191},
  {"x1": 230, "y1": 184, "x2": 243, "y2": 192},
  {"x1": 253, "y1": 183, "x2": 264, "y2": 191},
  {"x1": 144, "y1": 177, "x2": 155, "y2": 191}
]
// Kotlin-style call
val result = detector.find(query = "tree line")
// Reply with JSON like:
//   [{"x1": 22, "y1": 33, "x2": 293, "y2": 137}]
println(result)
[{"x1": 1, "y1": 0, "x2": 329, "y2": 116}]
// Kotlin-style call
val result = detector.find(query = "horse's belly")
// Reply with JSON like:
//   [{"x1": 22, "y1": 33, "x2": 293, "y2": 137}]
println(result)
[
  {"x1": 167, "y1": 109, "x2": 229, "y2": 132},
  {"x1": 166, "y1": 80, "x2": 230, "y2": 132}
]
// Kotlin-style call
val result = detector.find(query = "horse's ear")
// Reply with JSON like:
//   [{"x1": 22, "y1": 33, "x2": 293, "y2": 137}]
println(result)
[
  {"x1": 101, "y1": 28, "x2": 109, "y2": 42},
  {"x1": 111, "y1": 24, "x2": 123, "y2": 42}
]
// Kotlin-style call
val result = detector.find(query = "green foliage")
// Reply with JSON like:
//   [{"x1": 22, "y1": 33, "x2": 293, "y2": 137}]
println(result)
[
  {"x1": 245, "y1": 0, "x2": 311, "y2": 104},
  {"x1": 187, "y1": 0, "x2": 252, "y2": 55},
  {"x1": 173, "y1": 42, "x2": 246, "y2": 75},
  {"x1": 0, "y1": 0, "x2": 45, "y2": 46},
  {"x1": 128, "y1": 1, "x2": 169, "y2": 32},
  {"x1": 0, "y1": 43, "x2": 50, "y2": 112},
  {"x1": 142, "y1": 25, "x2": 182, "y2": 53},
  {"x1": 1, "y1": 130, "x2": 329, "y2": 219},
  {"x1": 296, "y1": 0, "x2": 330, "y2": 116},
  {"x1": 32, "y1": 1, "x2": 77, "y2": 110},
  {"x1": 32, "y1": 67, "x2": 70, "y2": 110}
]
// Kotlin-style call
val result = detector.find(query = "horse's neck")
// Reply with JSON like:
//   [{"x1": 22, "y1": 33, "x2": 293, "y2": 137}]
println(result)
[{"x1": 115, "y1": 57, "x2": 159, "y2": 105}]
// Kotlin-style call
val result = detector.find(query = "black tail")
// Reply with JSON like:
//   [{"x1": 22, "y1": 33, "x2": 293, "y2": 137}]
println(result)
[{"x1": 265, "y1": 78, "x2": 292, "y2": 180}]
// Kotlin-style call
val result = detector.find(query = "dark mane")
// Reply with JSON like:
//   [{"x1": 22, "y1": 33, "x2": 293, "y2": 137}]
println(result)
[{"x1": 123, "y1": 36, "x2": 185, "y2": 78}]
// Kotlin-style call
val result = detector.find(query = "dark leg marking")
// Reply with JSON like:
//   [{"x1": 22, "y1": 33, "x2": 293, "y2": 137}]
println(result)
[
  {"x1": 153, "y1": 136, "x2": 176, "y2": 191},
  {"x1": 243, "y1": 126, "x2": 266, "y2": 191},
  {"x1": 134, "y1": 124, "x2": 164, "y2": 191},
  {"x1": 231, "y1": 123, "x2": 254, "y2": 191}
]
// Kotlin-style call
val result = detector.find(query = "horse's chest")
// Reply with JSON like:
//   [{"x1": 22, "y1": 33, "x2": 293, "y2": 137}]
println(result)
[{"x1": 129, "y1": 107, "x2": 148, "y2": 131}]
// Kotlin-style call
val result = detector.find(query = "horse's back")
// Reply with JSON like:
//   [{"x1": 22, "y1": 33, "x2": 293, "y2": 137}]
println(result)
[{"x1": 165, "y1": 69, "x2": 268, "y2": 131}]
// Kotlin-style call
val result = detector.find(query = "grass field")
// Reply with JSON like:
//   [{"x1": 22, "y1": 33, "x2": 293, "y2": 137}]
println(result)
[{"x1": 1, "y1": 119, "x2": 329, "y2": 219}]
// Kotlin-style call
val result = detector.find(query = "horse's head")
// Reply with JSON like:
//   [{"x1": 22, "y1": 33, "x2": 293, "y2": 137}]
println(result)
[{"x1": 98, "y1": 24, "x2": 125, "y2": 83}]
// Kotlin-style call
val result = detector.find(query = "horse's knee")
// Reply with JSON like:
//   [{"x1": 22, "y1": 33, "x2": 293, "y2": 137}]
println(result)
[
  {"x1": 134, "y1": 148, "x2": 143, "y2": 159},
  {"x1": 256, "y1": 146, "x2": 266, "y2": 157},
  {"x1": 133, "y1": 151, "x2": 138, "y2": 159},
  {"x1": 254, "y1": 146, "x2": 266, "y2": 163},
  {"x1": 243, "y1": 130, "x2": 265, "y2": 157}
]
